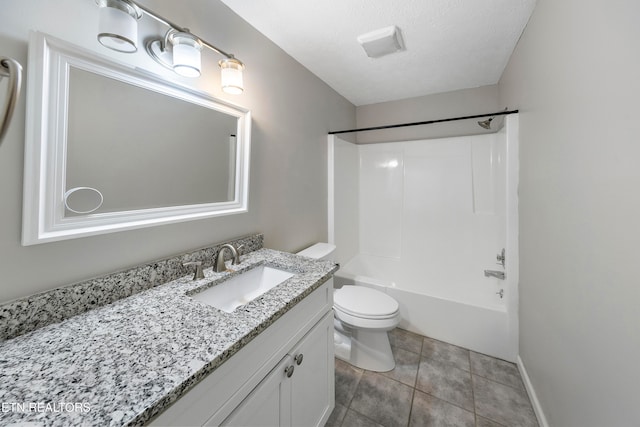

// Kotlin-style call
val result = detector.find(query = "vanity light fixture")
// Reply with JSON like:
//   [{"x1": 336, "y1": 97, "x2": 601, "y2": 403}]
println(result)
[
  {"x1": 96, "y1": 0, "x2": 142, "y2": 53},
  {"x1": 147, "y1": 30, "x2": 203, "y2": 78},
  {"x1": 171, "y1": 32, "x2": 202, "y2": 77},
  {"x1": 95, "y1": 0, "x2": 245, "y2": 93},
  {"x1": 219, "y1": 58, "x2": 245, "y2": 95}
]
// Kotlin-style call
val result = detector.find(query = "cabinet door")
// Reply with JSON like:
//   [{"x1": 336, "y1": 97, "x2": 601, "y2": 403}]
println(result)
[
  {"x1": 289, "y1": 312, "x2": 335, "y2": 427},
  {"x1": 220, "y1": 355, "x2": 293, "y2": 427},
  {"x1": 220, "y1": 311, "x2": 334, "y2": 427}
]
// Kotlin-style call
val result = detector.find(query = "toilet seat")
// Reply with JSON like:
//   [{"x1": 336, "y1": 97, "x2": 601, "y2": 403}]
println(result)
[
  {"x1": 334, "y1": 286, "x2": 399, "y2": 318},
  {"x1": 334, "y1": 286, "x2": 400, "y2": 330}
]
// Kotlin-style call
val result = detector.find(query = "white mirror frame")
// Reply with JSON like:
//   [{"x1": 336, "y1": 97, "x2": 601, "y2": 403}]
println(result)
[{"x1": 22, "y1": 32, "x2": 251, "y2": 245}]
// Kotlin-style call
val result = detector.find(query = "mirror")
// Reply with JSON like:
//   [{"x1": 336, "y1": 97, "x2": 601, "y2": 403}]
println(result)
[
  {"x1": 22, "y1": 32, "x2": 251, "y2": 245},
  {"x1": 65, "y1": 67, "x2": 238, "y2": 214}
]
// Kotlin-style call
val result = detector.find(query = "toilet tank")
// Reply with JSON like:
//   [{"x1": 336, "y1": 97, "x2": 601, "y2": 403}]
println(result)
[{"x1": 296, "y1": 243, "x2": 336, "y2": 260}]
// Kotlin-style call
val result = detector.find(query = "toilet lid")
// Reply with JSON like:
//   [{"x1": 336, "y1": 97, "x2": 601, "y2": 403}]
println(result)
[{"x1": 334, "y1": 286, "x2": 399, "y2": 319}]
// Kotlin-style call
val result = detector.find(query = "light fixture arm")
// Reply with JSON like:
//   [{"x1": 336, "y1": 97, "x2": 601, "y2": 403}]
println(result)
[{"x1": 128, "y1": 0, "x2": 236, "y2": 60}]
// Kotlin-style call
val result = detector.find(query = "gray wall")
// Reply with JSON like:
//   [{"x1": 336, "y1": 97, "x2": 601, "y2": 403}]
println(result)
[
  {"x1": 499, "y1": 0, "x2": 640, "y2": 425},
  {"x1": 355, "y1": 85, "x2": 502, "y2": 144},
  {"x1": 0, "y1": 0, "x2": 355, "y2": 303}
]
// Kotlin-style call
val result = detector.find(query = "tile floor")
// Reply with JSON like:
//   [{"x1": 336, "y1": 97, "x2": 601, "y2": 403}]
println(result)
[{"x1": 328, "y1": 328, "x2": 539, "y2": 427}]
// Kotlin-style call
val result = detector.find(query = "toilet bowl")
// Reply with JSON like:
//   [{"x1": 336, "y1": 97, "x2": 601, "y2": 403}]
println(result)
[
  {"x1": 297, "y1": 243, "x2": 400, "y2": 372},
  {"x1": 333, "y1": 285, "x2": 400, "y2": 371}
]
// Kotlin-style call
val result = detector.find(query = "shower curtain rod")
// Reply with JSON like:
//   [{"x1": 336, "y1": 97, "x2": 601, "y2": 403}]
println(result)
[{"x1": 328, "y1": 109, "x2": 518, "y2": 135}]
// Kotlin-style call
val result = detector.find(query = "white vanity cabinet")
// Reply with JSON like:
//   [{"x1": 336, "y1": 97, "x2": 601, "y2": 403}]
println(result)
[
  {"x1": 289, "y1": 311, "x2": 334, "y2": 427},
  {"x1": 220, "y1": 355, "x2": 293, "y2": 427},
  {"x1": 222, "y1": 311, "x2": 333, "y2": 427},
  {"x1": 150, "y1": 279, "x2": 334, "y2": 427}
]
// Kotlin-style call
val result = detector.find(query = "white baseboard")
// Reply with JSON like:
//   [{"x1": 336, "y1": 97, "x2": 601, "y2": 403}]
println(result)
[{"x1": 517, "y1": 355, "x2": 549, "y2": 427}]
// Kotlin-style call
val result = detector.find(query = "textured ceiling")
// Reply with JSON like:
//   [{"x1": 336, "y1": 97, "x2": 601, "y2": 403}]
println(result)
[{"x1": 220, "y1": 0, "x2": 536, "y2": 106}]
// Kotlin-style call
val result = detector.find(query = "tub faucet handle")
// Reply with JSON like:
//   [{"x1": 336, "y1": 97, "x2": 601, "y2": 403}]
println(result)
[
  {"x1": 496, "y1": 248, "x2": 505, "y2": 267},
  {"x1": 484, "y1": 269, "x2": 505, "y2": 280}
]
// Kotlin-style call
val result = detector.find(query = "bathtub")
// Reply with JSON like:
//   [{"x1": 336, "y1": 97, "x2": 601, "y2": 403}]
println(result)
[{"x1": 334, "y1": 253, "x2": 512, "y2": 360}]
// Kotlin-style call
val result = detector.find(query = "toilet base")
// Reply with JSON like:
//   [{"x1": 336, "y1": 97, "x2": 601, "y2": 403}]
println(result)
[
  {"x1": 334, "y1": 323, "x2": 396, "y2": 372},
  {"x1": 333, "y1": 330, "x2": 351, "y2": 361}
]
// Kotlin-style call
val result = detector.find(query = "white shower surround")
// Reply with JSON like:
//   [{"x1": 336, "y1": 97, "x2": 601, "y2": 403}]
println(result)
[{"x1": 328, "y1": 115, "x2": 519, "y2": 361}]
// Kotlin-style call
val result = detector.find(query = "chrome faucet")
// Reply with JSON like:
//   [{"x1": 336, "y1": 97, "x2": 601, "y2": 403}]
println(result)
[{"x1": 213, "y1": 244, "x2": 241, "y2": 272}]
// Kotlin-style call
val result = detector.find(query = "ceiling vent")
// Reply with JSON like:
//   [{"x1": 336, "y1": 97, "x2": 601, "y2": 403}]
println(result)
[{"x1": 357, "y1": 25, "x2": 404, "y2": 58}]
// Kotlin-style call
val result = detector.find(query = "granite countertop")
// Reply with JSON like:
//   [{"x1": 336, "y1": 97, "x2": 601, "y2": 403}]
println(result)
[{"x1": 0, "y1": 249, "x2": 338, "y2": 427}]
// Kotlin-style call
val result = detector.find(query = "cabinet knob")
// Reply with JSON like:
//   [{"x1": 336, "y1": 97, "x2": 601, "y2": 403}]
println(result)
[
  {"x1": 294, "y1": 354, "x2": 304, "y2": 366},
  {"x1": 285, "y1": 365, "x2": 295, "y2": 378}
]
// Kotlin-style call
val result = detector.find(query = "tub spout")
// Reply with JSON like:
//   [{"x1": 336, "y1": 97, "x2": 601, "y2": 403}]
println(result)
[{"x1": 484, "y1": 269, "x2": 505, "y2": 280}]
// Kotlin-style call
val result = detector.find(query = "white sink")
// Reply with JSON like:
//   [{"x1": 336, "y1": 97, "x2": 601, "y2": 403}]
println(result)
[{"x1": 192, "y1": 265, "x2": 295, "y2": 313}]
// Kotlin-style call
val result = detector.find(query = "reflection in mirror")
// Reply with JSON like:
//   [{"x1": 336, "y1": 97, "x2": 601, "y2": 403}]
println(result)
[
  {"x1": 22, "y1": 32, "x2": 251, "y2": 245},
  {"x1": 64, "y1": 187, "x2": 104, "y2": 215},
  {"x1": 66, "y1": 67, "x2": 237, "y2": 215}
]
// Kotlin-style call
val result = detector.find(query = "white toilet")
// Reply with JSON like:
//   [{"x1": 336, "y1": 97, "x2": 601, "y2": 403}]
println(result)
[{"x1": 297, "y1": 243, "x2": 400, "y2": 372}]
